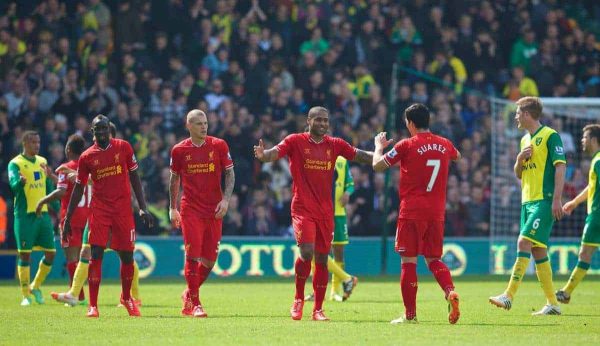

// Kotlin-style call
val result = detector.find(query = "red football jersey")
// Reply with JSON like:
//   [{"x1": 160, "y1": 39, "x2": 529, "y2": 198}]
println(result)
[
  {"x1": 57, "y1": 160, "x2": 90, "y2": 228},
  {"x1": 384, "y1": 132, "x2": 458, "y2": 221},
  {"x1": 170, "y1": 136, "x2": 234, "y2": 217},
  {"x1": 276, "y1": 133, "x2": 357, "y2": 219},
  {"x1": 76, "y1": 138, "x2": 138, "y2": 216}
]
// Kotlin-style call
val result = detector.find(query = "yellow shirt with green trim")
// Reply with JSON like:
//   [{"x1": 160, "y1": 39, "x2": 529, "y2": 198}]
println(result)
[
  {"x1": 333, "y1": 157, "x2": 354, "y2": 216},
  {"x1": 587, "y1": 151, "x2": 600, "y2": 215},
  {"x1": 519, "y1": 125, "x2": 566, "y2": 203},
  {"x1": 8, "y1": 154, "x2": 55, "y2": 216}
]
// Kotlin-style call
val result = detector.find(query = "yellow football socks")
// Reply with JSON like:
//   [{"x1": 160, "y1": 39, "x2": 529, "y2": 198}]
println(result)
[
  {"x1": 68, "y1": 259, "x2": 89, "y2": 297},
  {"x1": 131, "y1": 261, "x2": 140, "y2": 300},
  {"x1": 31, "y1": 258, "x2": 52, "y2": 290},
  {"x1": 563, "y1": 261, "x2": 590, "y2": 295},
  {"x1": 17, "y1": 260, "x2": 30, "y2": 297},
  {"x1": 331, "y1": 261, "x2": 346, "y2": 296},
  {"x1": 327, "y1": 257, "x2": 351, "y2": 282},
  {"x1": 504, "y1": 252, "x2": 530, "y2": 298},
  {"x1": 535, "y1": 257, "x2": 559, "y2": 305}
]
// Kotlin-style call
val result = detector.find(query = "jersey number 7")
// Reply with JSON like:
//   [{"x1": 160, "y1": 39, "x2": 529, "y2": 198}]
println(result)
[{"x1": 426, "y1": 159, "x2": 440, "y2": 192}]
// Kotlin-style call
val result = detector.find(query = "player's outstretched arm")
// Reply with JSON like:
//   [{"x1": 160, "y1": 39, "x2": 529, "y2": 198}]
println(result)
[
  {"x1": 372, "y1": 132, "x2": 394, "y2": 172},
  {"x1": 353, "y1": 149, "x2": 374, "y2": 165},
  {"x1": 168, "y1": 171, "x2": 181, "y2": 227},
  {"x1": 254, "y1": 139, "x2": 278, "y2": 163},
  {"x1": 129, "y1": 170, "x2": 154, "y2": 227},
  {"x1": 215, "y1": 167, "x2": 235, "y2": 219},
  {"x1": 35, "y1": 188, "x2": 66, "y2": 216},
  {"x1": 563, "y1": 186, "x2": 588, "y2": 215},
  {"x1": 41, "y1": 163, "x2": 58, "y2": 184}
]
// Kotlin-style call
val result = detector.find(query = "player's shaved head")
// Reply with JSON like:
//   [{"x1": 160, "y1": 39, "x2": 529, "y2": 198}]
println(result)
[
  {"x1": 91, "y1": 114, "x2": 111, "y2": 147},
  {"x1": 308, "y1": 106, "x2": 329, "y2": 119},
  {"x1": 186, "y1": 109, "x2": 207, "y2": 123},
  {"x1": 92, "y1": 114, "x2": 110, "y2": 126},
  {"x1": 186, "y1": 109, "x2": 208, "y2": 142}
]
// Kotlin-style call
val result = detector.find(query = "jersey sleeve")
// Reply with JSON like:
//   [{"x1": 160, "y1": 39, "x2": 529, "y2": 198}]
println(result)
[
  {"x1": 219, "y1": 140, "x2": 234, "y2": 170},
  {"x1": 170, "y1": 147, "x2": 181, "y2": 175},
  {"x1": 383, "y1": 140, "x2": 406, "y2": 166},
  {"x1": 76, "y1": 156, "x2": 90, "y2": 186},
  {"x1": 447, "y1": 140, "x2": 459, "y2": 160},
  {"x1": 547, "y1": 133, "x2": 566, "y2": 165},
  {"x1": 124, "y1": 141, "x2": 139, "y2": 171},
  {"x1": 334, "y1": 138, "x2": 357, "y2": 161},
  {"x1": 344, "y1": 163, "x2": 355, "y2": 194},
  {"x1": 275, "y1": 135, "x2": 294, "y2": 159},
  {"x1": 8, "y1": 161, "x2": 22, "y2": 192},
  {"x1": 57, "y1": 172, "x2": 68, "y2": 190}
]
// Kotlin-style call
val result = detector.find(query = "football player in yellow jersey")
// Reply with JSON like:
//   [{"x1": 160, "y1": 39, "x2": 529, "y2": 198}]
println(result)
[
  {"x1": 8, "y1": 131, "x2": 58, "y2": 306},
  {"x1": 556, "y1": 124, "x2": 600, "y2": 303},
  {"x1": 489, "y1": 97, "x2": 566, "y2": 315}
]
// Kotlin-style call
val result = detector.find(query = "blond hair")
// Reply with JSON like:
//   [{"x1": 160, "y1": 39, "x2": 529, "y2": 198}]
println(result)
[{"x1": 516, "y1": 97, "x2": 543, "y2": 120}]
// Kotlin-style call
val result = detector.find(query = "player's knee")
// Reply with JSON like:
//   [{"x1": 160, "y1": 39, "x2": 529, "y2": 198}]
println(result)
[
  {"x1": 201, "y1": 258, "x2": 215, "y2": 269},
  {"x1": 300, "y1": 249, "x2": 314, "y2": 262},
  {"x1": 579, "y1": 247, "x2": 594, "y2": 263},
  {"x1": 517, "y1": 237, "x2": 533, "y2": 252},
  {"x1": 90, "y1": 246, "x2": 104, "y2": 260},
  {"x1": 80, "y1": 248, "x2": 91, "y2": 261},
  {"x1": 118, "y1": 251, "x2": 134, "y2": 264},
  {"x1": 531, "y1": 246, "x2": 547, "y2": 259},
  {"x1": 314, "y1": 252, "x2": 328, "y2": 264},
  {"x1": 425, "y1": 257, "x2": 440, "y2": 265},
  {"x1": 401, "y1": 256, "x2": 418, "y2": 264},
  {"x1": 18, "y1": 252, "x2": 31, "y2": 262},
  {"x1": 43, "y1": 252, "x2": 55, "y2": 264}
]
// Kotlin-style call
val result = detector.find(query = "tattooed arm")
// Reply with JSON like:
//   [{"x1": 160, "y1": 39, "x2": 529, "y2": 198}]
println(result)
[{"x1": 215, "y1": 167, "x2": 235, "y2": 219}]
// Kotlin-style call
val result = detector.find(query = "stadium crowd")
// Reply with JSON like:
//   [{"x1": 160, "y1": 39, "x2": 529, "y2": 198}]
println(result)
[{"x1": 1, "y1": 0, "x2": 599, "y2": 246}]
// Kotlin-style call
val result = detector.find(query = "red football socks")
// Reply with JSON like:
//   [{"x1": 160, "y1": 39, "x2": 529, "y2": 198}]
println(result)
[
  {"x1": 120, "y1": 262, "x2": 134, "y2": 301},
  {"x1": 185, "y1": 259, "x2": 200, "y2": 305},
  {"x1": 88, "y1": 259, "x2": 102, "y2": 307},
  {"x1": 294, "y1": 257, "x2": 311, "y2": 300},
  {"x1": 401, "y1": 262, "x2": 418, "y2": 319},
  {"x1": 428, "y1": 259, "x2": 455, "y2": 298},
  {"x1": 197, "y1": 262, "x2": 212, "y2": 288},
  {"x1": 313, "y1": 262, "x2": 328, "y2": 311}
]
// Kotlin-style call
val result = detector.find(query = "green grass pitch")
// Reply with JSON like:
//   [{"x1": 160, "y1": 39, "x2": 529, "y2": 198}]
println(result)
[{"x1": 2, "y1": 276, "x2": 599, "y2": 345}]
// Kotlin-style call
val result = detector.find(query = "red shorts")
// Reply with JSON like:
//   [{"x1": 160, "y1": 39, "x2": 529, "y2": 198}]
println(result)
[
  {"x1": 395, "y1": 219, "x2": 444, "y2": 258},
  {"x1": 89, "y1": 212, "x2": 136, "y2": 251},
  {"x1": 60, "y1": 224, "x2": 85, "y2": 248},
  {"x1": 292, "y1": 215, "x2": 334, "y2": 254},
  {"x1": 181, "y1": 212, "x2": 222, "y2": 261}
]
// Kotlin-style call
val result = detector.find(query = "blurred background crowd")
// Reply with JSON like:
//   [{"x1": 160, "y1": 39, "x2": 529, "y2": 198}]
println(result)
[{"x1": 1, "y1": 0, "x2": 599, "y2": 246}]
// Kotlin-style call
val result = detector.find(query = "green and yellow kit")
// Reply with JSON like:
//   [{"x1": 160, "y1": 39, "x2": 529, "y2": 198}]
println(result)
[
  {"x1": 518, "y1": 126, "x2": 566, "y2": 247},
  {"x1": 8, "y1": 154, "x2": 57, "y2": 252},
  {"x1": 582, "y1": 151, "x2": 600, "y2": 246},
  {"x1": 333, "y1": 157, "x2": 354, "y2": 245}
]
